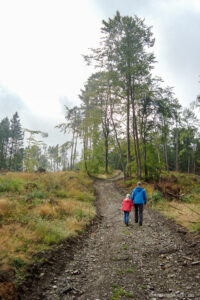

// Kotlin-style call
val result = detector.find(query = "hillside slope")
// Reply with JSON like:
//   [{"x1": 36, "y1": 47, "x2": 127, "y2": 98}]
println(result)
[{"x1": 19, "y1": 176, "x2": 200, "y2": 299}]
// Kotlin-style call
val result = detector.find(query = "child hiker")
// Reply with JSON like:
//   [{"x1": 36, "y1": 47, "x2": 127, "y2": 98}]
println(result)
[{"x1": 121, "y1": 194, "x2": 133, "y2": 226}]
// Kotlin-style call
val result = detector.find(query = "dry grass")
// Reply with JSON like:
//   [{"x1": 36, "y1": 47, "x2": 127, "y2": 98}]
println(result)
[
  {"x1": 151, "y1": 172, "x2": 200, "y2": 232},
  {"x1": 0, "y1": 171, "x2": 96, "y2": 277},
  {"x1": 155, "y1": 200, "x2": 200, "y2": 231},
  {"x1": 0, "y1": 223, "x2": 38, "y2": 267}
]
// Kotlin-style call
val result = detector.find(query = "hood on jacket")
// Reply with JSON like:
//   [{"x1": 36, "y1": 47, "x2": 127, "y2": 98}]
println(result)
[{"x1": 134, "y1": 187, "x2": 144, "y2": 192}]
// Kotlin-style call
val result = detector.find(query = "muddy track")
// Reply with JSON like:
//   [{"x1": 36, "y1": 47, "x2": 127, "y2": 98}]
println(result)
[{"x1": 19, "y1": 177, "x2": 200, "y2": 300}]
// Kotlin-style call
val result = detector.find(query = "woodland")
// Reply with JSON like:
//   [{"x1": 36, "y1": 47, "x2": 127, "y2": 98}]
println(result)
[
  {"x1": 0, "y1": 12, "x2": 200, "y2": 180},
  {"x1": 0, "y1": 12, "x2": 200, "y2": 299}
]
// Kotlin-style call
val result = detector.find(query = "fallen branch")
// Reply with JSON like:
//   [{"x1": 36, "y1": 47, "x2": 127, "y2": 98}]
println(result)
[
  {"x1": 165, "y1": 191, "x2": 180, "y2": 199},
  {"x1": 191, "y1": 261, "x2": 200, "y2": 265},
  {"x1": 168, "y1": 203, "x2": 184, "y2": 214},
  {"x1": 187, "y1": 207, "x2": 200, "y2": 217}
]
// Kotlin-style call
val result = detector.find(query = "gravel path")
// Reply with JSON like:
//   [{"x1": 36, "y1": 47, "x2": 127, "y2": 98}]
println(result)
[{"x1": 19, "y1": 177, "x2": 200, "y2": 300}]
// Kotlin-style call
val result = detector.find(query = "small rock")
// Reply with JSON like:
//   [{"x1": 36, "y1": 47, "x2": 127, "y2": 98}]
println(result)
[
  {"x1": 188, "y1": 294, "x2": 195, "y2": 298},
  {"x1": 52, "y1": 285, "x2": 57, "y2": 289},
  {"x1": 73, "y1": 270, "x2": 81, "y2": 275}
]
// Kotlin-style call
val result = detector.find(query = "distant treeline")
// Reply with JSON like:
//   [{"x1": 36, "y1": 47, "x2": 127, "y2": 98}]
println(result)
[
  {"x1": 0, "y1": 113, "x2": 75, "y2": 172},
  {"x1": 0, "y1": 112, "x2": 24, "y2": 171}
]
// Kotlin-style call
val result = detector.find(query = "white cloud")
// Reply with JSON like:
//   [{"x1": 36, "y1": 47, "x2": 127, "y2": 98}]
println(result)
[
  {"x1": 0, "y1": 0, "x2": 200, "y2": 145},
  {"x1": 0, "y1": 0, "x2": 100, "y2": 113}
]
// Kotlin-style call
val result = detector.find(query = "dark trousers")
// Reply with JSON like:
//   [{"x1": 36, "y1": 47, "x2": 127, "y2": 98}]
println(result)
[{"x1": 134, "y1": 204, "x2": 143, "y2": 225}]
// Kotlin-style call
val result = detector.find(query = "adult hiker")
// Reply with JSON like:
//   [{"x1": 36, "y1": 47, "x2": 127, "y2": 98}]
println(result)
[{"x1": 131, "y1": 182, "x2": 147, "y2": 226}]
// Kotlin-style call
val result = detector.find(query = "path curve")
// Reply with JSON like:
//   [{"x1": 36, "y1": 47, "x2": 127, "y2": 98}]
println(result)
[{"x1": 20, "y1": 177, "x2": 200, "y2": 299}]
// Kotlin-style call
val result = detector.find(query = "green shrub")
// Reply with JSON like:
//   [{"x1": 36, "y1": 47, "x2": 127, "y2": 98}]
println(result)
[
  {"x1": 0, "y1": 178, "x2": 24, "y2": 193},
  {"x1": 68, "y1": 190, "x2": 95, "y2": 202},
  {"x1": 111, "y1": 288, "x2": 126, "y2": 300},
  {"x1": 151, "y1": 190, "x2": 163, "y2": 204},
  {"x1": 124, "y1": 179, "x2": 134, "y2": 186},
  {"x1": 27, "y1": 189, "x2": 47, "y2": 199},
  {"x1": 11, "y1": 258, "x2": 26, "y2": 269},
  {"x1": 193, "y1": 221, "x2": 200, "y2": 232},
  {"x1": 126, "y1": 268, "x2": 134, "y2": 273},
  {"x1": 181, "y1": 194, "x2": 197, "y2": 203},
  {"x1": 75, "y1": 209, "x2": 86, "y2": 220},
  {"x1": 191, "y1": 187, "x2": 200, "y2": 193},
  {"x1": 33, "y1": 219, "x2": 65, "y2": 245}
]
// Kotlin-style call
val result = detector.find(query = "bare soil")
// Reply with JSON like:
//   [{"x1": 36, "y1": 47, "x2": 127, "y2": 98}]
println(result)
[{"x1": 17, "y1": 176, "x2": 200, "y2": 300}]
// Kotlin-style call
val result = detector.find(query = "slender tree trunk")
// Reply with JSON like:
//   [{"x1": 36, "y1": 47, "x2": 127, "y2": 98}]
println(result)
[
  {"x1": 73, "y1": 133, "x2": 78, "y2": 169},
  {"x1": 9, "y1": 142, "x2": 14, "y2": 171},
  {"x1": 188, "y1": 149, "x2": 190, "y2": 174},
  {"x1": 109, "y1": 98, "x2": 126, "y2": 181},
  {"x1": 175, "y1": 126, "x2": 179, "y2": 172},
  {"x1": 163, "y1": 119, "x2": 169, "y2": 172},
  {"x1": 193, "y1": 151, "x2": 196, "y2": 174},
  {"x1": 143, "y1": 135, "x2": 148, "y2": 177},
  {"x1": 104, "y1": 131, "x2": 109, "y2": 174},
  {"x1": 154, "y1": 129, "x2": 161, "y2": 170},
  {"x1": 70, "y1": 131, "x2": 75, "y2": 170},
  {"x1": 164, "y1": 142, "x2": 169, "y2": 172},
  {"x1": 157, "y1": 144, "x2": 161, "y2": 167},
  {"x1": 134, "y1": 111, "x2": 142, "y2": 178},
  {"x1": 131, "y1": 86, "x2": 141, "y2": 179},
  {"x1": 83, "y1": 135, "x2": 89, "y2": 175},
  {"x1": 126, "y1": 88, "x2": 131, "y2": 178},
  {"x1": 142, "y1": 113, "x2": 148, "y2": 178},
  {"x1": 132, "y1": 116, "x2": 139, "y2": 177}
]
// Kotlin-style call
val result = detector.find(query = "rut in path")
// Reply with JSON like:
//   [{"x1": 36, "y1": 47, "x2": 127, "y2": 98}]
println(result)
[{"x1": 20, "y1": 178, "x2": 200, "y2": 300}]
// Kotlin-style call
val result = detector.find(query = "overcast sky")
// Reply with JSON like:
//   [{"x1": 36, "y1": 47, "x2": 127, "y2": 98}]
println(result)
[{"x1": 0, "y1": 0, "x2": 200, "y2": 146}]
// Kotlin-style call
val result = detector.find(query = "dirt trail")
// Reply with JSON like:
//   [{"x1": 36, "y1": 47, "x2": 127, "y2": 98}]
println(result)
[{"x1": 19, "y1": 177, "x2": 200, "y2": 300}]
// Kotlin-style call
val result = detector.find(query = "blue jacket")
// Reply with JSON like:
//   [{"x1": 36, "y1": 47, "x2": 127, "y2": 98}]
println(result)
[{"x1": 131, "y1": 187, "x2": 147, "y2": 205}]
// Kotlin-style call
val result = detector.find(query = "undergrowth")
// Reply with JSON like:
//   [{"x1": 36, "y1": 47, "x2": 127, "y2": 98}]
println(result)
[
  {"x1": 151, "y1": 172, "x2": 200, "y2": 232},
  {"x1": 0, "y1": 171, "x2": 96, "y2": 283}
]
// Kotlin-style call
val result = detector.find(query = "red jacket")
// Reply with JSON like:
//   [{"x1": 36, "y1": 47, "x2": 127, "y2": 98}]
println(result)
[{"x1": 121, "y1": 198, "x2": 133, "y2": 212}]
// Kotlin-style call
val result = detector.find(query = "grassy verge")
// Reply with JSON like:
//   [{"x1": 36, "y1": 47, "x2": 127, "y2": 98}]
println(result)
[
  {"x1": 152, "y1": 198, "x2": 200, "y2": 232},
  {"x1": 0, "y1": 171, "x2": 96, "y2": 283},
  {"x1": 150, "y1": 172, "x2": 200, "y2": 232}
]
